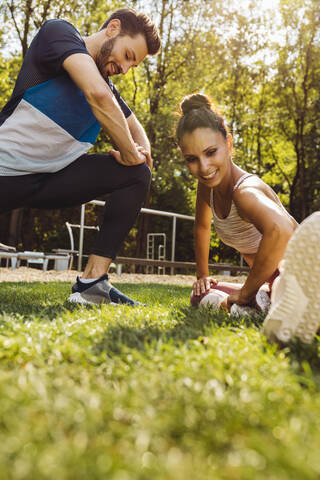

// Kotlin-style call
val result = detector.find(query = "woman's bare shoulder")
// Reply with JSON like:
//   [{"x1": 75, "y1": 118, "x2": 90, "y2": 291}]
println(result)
[{"x1": 235, "y1": 175, "x2": 281, "y2": 204}]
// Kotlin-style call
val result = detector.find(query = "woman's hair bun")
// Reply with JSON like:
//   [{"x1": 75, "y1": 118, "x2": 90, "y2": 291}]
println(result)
[
  {"x1": 180, "y1": 93, "x2": 212, "y2": 116},
  {"x1": 176, "y1": 93, "x2": 228, "y2": 141}
]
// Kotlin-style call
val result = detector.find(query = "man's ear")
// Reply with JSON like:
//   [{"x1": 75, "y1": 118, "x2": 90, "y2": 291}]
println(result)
[{"x1": 105, "y1": 18, "x2": 121, "y2": 38}]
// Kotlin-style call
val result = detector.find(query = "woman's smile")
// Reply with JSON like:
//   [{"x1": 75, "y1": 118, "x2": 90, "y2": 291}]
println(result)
[
  {"x1": 180, "y1": 127, "x2": 232, "y2": 187},
  {"x1": 201, "y1": 168, "x2": 218, "y2": 180}
]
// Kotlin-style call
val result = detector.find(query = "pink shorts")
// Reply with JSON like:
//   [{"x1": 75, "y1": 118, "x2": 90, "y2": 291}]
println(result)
[{"x1": 190, "y1": 268, "x2": 281, "y2": 307}]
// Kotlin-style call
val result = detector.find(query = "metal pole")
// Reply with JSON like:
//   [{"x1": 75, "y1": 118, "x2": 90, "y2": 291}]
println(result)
[
  {"x1": 171, "y1": 216, "x2": 177, "y2": 275},
  {"x1": 78, "y1": 204, "x2": 85, "y2": 272},
  {"x1": 88, "y1": 200, "x2": 195, "y2": 221}
]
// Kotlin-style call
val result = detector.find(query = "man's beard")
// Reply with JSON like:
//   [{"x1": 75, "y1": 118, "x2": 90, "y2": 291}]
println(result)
[{"x1": 95, "y1": 36, "x2": 117, "y2": 80}]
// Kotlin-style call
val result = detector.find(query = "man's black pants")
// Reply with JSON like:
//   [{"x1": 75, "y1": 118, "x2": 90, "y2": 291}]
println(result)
[{"x1": 0, "y1": 153, "x2": 151, "y2": 259}]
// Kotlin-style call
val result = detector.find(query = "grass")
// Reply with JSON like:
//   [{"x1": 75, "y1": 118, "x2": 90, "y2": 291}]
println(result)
[{"x1": 0, "y1": 281, "x2": 320, "y2": 480}]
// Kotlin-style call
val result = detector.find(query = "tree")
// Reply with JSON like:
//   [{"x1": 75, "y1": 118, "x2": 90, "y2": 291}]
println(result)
[
  {"x1": 271, "y1": 0, "x2": 320, "y2": 220},
  {"x1": 112, "y1": 0, "x2": 227, "y2": 261},
  {"x1": 1, "y1": 0, "x2": 319, "y2": 263}
]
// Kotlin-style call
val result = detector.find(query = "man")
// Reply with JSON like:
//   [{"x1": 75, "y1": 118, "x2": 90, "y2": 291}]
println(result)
[{"x1": 0, "y1": 8, "x2": 161, "y2": 305}]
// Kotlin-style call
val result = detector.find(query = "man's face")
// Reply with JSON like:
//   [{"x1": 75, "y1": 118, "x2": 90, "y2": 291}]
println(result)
[{"x1": 96, "y1": 33, "x2": 148, "y2": 80}]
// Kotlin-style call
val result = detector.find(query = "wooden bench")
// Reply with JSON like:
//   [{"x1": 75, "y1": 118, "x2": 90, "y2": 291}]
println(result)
[
  {"x1": 0, "y1": 252, "x2": 71, "y2": 271},
  {"x1": 114, "y1": 256, "x2": 249, "y2": 275},
  {"x1": 16, "y1": 252, "x2": 71, "y2": 271},
  {"x1": 0, "y1": 252, "x2": 18, "y2": 270}
]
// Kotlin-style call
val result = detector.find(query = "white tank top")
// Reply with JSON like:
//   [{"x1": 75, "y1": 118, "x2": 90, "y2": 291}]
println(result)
[{"x1": 210, "y1": 173, "x2": 262, "y2": 254}]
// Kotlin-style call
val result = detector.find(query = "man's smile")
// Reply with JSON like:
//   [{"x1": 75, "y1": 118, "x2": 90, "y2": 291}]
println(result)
[{"x1": 109, "y1": 62, "x2": 120, "y2": 75}]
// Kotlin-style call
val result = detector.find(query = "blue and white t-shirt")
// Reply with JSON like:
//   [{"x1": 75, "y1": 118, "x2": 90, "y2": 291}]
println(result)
[{"x1": 0, "y1": 19, "x2": 132, "y2": 176}]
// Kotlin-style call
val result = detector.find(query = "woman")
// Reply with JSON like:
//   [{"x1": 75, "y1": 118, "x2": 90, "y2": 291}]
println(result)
[{"x1": 176, "y1": 93, "x2": 298, "y2": 312}]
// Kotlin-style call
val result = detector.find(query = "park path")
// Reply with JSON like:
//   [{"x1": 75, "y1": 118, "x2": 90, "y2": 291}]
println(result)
[{"x1": 0, "y1": 267, "x2": 246, "y2": 285}]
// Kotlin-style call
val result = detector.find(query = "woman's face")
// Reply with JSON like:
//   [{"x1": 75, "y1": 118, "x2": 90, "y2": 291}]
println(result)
[{"x1": 180, "y1": 127, "x2": 232, "y2": 188}]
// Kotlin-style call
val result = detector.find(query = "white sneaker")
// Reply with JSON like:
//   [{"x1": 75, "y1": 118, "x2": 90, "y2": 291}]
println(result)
[
  {"x1": 230, "y1": 303, "x2": 257, "y2": 317},
  {"x1": 230, "y1": 289, "x2": 271, "y2": 317},
  {"x1": 199, "y1": 290, "x2": 228, "y2": 309},
  {"x1": 256, "y1": 289, "x2": 271, "y2": 313},
  {"x1": 198, "y1": 285, "x2": 271, "y2": 316},
  {"x1": 263, "y1": 212, "x2": 320, "y2": 344}
]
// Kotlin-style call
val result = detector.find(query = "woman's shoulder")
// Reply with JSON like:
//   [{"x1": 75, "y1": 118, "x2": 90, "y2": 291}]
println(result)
[
  {"x1": 234, "y1": 174, "x2": 277, "y2": 199},
  {"x1": 233, "y1": 174, "x2": 287, "y2": 218}
]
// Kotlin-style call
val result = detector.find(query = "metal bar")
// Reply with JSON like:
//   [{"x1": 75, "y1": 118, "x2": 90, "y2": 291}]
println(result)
[
  {"x1": 77, "y1": 200, "x2": 245, "y2": 275},
  {"x1": 114, "y1": 256, "x2": 249, "y2": 272},
  {"x1": 78, "y1": 204, "x2": 85, "y2": 272},
  {"x1": 68, "y1": 224, "x2": 98, "y2": 230},
  {"x1": 171, "y1": 216, "x2": 177, "y2": 275},
  {"x1": 89, "y1": 200, "x2": 195, "y2": 221}
]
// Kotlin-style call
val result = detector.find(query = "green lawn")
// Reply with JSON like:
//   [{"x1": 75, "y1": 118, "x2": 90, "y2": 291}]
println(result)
[{"x1": 0, "y1": 281, "x2": 320, "y2": 480}]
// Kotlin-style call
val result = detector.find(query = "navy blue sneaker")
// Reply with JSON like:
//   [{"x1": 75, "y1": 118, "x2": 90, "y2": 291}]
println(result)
[{"x1": 68, "y1": 274, "x2": 141, "y2": 306}]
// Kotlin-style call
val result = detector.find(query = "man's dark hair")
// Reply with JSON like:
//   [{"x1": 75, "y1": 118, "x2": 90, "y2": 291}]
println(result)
[{"x1": 100, "y1": 8, "x2": 161, "y2": 55}]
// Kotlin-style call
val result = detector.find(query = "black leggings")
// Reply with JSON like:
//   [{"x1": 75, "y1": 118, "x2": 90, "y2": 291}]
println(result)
[{"x1": 0, "y1": 153, "x2": 151, "y2": 259}]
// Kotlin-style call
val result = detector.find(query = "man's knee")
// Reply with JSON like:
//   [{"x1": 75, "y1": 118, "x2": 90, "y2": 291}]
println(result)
[{"x1": 134, "y1": 163, "x2": 151, "y2": 193}]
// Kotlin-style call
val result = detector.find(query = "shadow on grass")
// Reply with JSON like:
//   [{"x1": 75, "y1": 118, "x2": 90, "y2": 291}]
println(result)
[
  {"x1": 0, "y1": 281, "x2": 81, "y2": 320},
  {"x1": 93, "y1": 305, "x2": 265, "y2": 356},
  {"x1": 0, "y1": 282, "x2": 192, "y2": 319},
  {"x1": 285, "y1": 340, "x2": 320, "y2": 379},
  {"x1": 2, "y1": 281, "x2": 320, "y2": 378}
]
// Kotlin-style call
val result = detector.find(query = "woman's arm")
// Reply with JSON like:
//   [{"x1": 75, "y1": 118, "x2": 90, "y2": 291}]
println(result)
[
  {"x1": 229, "y1": 186, "x2": 296, "y2": 305},
  {"x1": 193, "y1": 183, "x2": 215, "y2": 295}
]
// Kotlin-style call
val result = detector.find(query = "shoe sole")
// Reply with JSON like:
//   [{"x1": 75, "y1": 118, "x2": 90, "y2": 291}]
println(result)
[
  {"x1": 68, "y1": 292, "x2": 118, "y2": 306},
  {"x1": 263, "y1": 212, "x2": 320, "y2": 343}
]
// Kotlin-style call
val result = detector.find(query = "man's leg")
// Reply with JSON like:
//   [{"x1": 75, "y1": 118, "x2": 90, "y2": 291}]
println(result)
[
  {"x1": 0, "y1": 174, "x2": 43, "y2": 214},
  {"x1": 35, "y1": 154, "x2": 150, "y2": 304},
  {"x1": 263, "y1": 212, "x2": 320, "y2": 344},
  {"x1": 1, "y1": 153, "x2": 151, "y2": 304}
]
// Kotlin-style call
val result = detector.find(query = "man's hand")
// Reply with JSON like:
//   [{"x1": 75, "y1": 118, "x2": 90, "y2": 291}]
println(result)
[
  {"x1": 136, "y1": 144, "x2": 153, "y2": 170},
  {"x1": 110, "y1": 143, "x2": 153, "y2": 169}
]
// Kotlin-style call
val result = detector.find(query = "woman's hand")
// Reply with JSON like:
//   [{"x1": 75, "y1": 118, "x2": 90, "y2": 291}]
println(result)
[
  {"x1": 226, "y1": 289, "x2": 255, "y2": 311},
  {"x1": 193, "y1": 276, "x2": 218, "y2": 297}
]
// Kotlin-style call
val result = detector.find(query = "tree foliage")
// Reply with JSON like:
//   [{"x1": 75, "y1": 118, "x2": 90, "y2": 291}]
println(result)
[{"x1": 0, "y1": 0, "x2": 319, "y2": 265}]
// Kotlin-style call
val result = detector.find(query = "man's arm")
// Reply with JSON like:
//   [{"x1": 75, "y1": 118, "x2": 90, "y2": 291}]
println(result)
[
  {"x1": 127, "y1": 113, "x2": 152, "y2": 169},
  {"x1": 62, "y1": 53, "x2": 145, "y2": 166},
  {"x1": 127, "y1": 113, "x2": 150, "y2": 152}
]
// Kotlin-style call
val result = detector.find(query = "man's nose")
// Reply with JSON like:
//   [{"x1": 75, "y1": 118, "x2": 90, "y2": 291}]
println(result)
[{"x1": 121, "y1": 62, "x2": 131, "y2": 75}]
